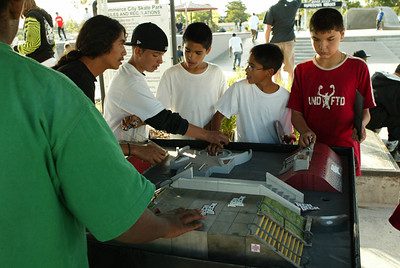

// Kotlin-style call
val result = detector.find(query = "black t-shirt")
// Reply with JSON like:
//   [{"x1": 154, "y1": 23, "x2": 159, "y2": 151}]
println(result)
[{"x1": 57, "y1": 60, "x2": 97, "y2": 103}]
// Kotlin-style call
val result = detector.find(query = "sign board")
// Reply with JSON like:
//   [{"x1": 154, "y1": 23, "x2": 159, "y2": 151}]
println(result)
[
  {"x1": 301, "y1": 0, "x2": 343, "y2": 9},
  {"x1": 98, "y1": 0, "x2": 172, "y2": 95}
]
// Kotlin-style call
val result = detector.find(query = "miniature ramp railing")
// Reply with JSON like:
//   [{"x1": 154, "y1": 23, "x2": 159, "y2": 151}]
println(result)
[{"x1": 254, "y1": 215, "x2": 305, "y2": 268}]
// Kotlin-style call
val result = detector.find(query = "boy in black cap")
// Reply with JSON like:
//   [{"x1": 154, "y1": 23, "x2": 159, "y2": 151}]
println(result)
[{"x1": 104, "y1": 22, "x2": 228, "y2": 168}]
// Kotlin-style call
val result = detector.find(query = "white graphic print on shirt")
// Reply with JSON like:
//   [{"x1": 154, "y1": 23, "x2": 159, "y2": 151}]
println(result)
[{"x1": 308, "y1": 84, "x2": 345, "y2": 109}]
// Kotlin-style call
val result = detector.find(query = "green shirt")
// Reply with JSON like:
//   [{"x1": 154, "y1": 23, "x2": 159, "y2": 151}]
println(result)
[{"x1": 0, "y1": 42, "x2": 155, "y2": 267}]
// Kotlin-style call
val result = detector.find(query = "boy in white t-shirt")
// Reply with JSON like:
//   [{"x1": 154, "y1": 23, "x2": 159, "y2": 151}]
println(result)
[
  {"x1": 228, "y1": 33, "x2": 243, "y2": 70},
  {"x1": 156, "y1": 22, "x2": 226, "y2": 139},
  {"x1": 209, "y1": 44, "x2": 293, "y2": 151}
]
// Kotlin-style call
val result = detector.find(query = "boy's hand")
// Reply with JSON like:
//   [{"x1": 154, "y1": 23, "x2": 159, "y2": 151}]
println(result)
[
  {"x1": 352, "y1": 127, "x2": 366, "y2": 142},
  {"x1": 205, "y1": 130, "x2": 229, "y2": 146},
  {"x1": 283, "y1": 134, "x2": 297, "y2": 145},
  {"x1": 299, "y1": 130, "x2": 316, "y2": 147},
  {"x1": 121, "y1": 115, "x2": 145, "y2": 131},
  {"x1": 207, "y1": 143, "x2": 224, "y2": 156}
]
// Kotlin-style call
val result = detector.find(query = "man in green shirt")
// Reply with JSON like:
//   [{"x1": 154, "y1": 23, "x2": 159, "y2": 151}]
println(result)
[{"x1": 0, "y1": 1, "x2": 203, "y2": 267}]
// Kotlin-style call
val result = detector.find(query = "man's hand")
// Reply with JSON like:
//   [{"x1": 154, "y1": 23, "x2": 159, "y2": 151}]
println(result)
[
  {"x1": 352, "y1": 127, "x2": 366, "y2": 143},
  {"x1": 133, "y1": 142, "x2": 168, "y2": 164},
  {"x1": 160, "y1": 208, "x2": 205, "y2": 239},
  {"x1": 298, "y1": 130, "x2": 316, "y2": 147}
]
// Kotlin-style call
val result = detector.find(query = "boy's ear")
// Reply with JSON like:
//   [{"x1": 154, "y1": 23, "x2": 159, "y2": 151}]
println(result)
[
  {"x1": 265, "y1": 68, "x2": 275, "y2": 77},
  {"x1": 205, "y1": 47, "x2": 211, "y2": 55},
  {"x1": 340, "y1": 30, "x2": 345, "y2": 41},
  {"x1": 134, "y1": 46, "x2": 143, "y2": 56}
]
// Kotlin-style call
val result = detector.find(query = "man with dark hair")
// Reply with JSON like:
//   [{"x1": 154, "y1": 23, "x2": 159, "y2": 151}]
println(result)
[
  {"x1": 366, "y1": 64, "x2": 400, "y2": 160},
  {"x1": 264, "y1": 0, "x2": 301, "y2": 83},
  {"x1": 0, "y1": 1, "x2": 205, "y2": 266}
]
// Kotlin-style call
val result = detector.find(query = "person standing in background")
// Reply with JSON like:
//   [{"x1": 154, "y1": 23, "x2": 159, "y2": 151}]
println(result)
[
  {"x1": 55, "y1": 12, "x2": 67, "y2": 40},
  {"x1": 14, "y1": 0, "x2": 55, "y2": 67},
  {"x1": 249, "y1": 13, "x2": 259, "y2": 42},
  {"x1": 229, "y1": 33, "x2": 243, "y2": 71},
  {"x1": 264, "y1": 0, "x2": 301, "y2": 84},
  {"x1": 376, "y1": 8, "x2": 384, "y2": 30}
]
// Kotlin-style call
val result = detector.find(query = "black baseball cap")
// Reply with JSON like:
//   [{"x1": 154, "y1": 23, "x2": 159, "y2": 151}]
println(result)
[
  {"x1": 125, "y1": 22, "x2": 168, "y2": 52},
  {"x1": 353, "y1": 50, "x2": 370, "y2": 59}
]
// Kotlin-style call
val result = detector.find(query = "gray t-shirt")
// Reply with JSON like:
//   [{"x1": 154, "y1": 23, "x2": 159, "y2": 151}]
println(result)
[{"x1": 263, "y1": 0, "x2": 301, "y2": 43}]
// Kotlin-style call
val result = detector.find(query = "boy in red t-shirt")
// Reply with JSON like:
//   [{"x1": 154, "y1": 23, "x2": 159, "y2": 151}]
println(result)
[
  {"x1": 287, "y1": 8, "x2": 375, "y2": 176},
  {"x1": 55, "y1": 12, "x2": 67, "y2": 40}
]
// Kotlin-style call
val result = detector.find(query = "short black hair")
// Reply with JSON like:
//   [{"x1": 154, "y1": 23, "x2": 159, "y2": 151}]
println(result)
[
  {"x1": 0, "y1": 0, "x2": 12, "y2": 12},
  {"x1": 395, "y1": 64, "x2": 400, "y2": 74},
  {"x1": 182, "y1": 22, "x2": 212, "y2": 50},
  {"x1": 310, "y1": 8, "x2": 344, "y2": 33},
  {"x1": 250, "y1": 43, "x2": 283, "y2": 74}
]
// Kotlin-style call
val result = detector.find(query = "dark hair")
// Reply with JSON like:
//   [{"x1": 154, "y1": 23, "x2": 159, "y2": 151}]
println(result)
[
  {"x1": 0, "y1": 0, "x2": 11, "y2": 12},
  {"x1": 395, "y1": 64, "x2": 400, "y2": 74},
  {"x1": 182, "y1": 22, "x2": 212, "y2": 50},
  {"x1": 309, "y1": 8, "x2": 344, "y2": 33},
  {"x1": 232, "y1": 33, "x2": 237, "y2": 37},
  {"x1": 53, "y1": 15, "x2": 125, "y2": 69},
  {"x1": 250, "y1": 44, "x2": 283, "y2": 74}
]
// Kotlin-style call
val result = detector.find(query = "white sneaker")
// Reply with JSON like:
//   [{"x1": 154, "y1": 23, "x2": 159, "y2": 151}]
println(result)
[{"x1": 386, "y1": 140, "x2": 399, "y2": 152}]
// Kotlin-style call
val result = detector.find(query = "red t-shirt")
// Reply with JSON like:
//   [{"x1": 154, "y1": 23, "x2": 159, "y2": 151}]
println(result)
[
  {"x1": 288, "y1": 56, "x2": 375, "y2": 175},
  {"x1": 55, "y1": 16, "x2": 63, "y2": 27}
]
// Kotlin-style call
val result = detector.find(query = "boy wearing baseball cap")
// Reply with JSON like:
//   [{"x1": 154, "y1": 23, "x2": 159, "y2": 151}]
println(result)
[{"x1": 104, "y1": 22, "x2": 228, "y2": 168}]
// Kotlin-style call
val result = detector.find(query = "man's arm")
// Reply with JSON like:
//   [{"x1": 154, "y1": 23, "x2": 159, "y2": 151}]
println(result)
[
  {"x1": 120, "y1": 142, "x2": 167, "y2": 164},
  {"x1": 116, "y1": 208, "x2": 204, "y2": 244},
  {"x1": 265, "y1": 24, "x2": 272, "y2": 43}
]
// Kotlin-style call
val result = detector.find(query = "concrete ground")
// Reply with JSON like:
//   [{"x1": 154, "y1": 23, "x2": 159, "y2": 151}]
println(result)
[{"x1": 213, "y1": 29, "x2": 400, "y2": 268}]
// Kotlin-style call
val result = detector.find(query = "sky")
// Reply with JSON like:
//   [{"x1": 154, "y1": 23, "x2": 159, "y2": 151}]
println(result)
[{"x1": 35, "y1": 0, "x2": 277, "y2": 21}]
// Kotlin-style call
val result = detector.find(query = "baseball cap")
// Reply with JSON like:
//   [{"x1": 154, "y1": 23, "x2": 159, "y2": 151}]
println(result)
[
  {"x1": 125, "y1": 22, "x2": 168, "y2": 52},
  {"x1": 353, "y1": 50, "x2": 371, "y2": 59}
]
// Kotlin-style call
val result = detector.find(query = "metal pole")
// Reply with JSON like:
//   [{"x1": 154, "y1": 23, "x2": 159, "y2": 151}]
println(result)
[{"x1": 170, "y1": 0, "x2": 178, "y2": 64}]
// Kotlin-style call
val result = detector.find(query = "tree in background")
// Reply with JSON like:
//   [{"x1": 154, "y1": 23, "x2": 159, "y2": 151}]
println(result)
[
  {"x1": 343, "y1": 0, "x2": 362, "y2": 9},
  {"x1": 366, "y1": 0, "x2": 400, "y2": 14},
  {"x1": 225, "y1": 1, "x2": 249, "y2": 23},
  {"x1": 192, "y1": 10, "x2": 220, "y2": 32}
]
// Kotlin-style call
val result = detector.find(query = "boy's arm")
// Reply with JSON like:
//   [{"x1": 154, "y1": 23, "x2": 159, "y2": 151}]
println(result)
[
  {"x1": 291, "y1": 110, "x2": 316, "y2": 147},
  {"x1": 352, "y1": 108, "x2": 370, "y2": 142},
  {"x1": 209, "y1": 111, "x2": 225, "y2": 131},
  {"x1": 207, "y1": 111, "x2": 227, "y2": 155}
]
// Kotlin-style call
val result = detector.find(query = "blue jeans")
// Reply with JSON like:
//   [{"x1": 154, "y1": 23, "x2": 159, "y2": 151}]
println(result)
[{"x1": 233, "y1": 52, "x2": 242, "y2": 68}]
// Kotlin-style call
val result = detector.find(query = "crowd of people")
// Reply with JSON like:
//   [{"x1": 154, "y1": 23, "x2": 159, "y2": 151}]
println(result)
[{"x1": 1, "y1": 0, "x2": 399, "y2": 266}]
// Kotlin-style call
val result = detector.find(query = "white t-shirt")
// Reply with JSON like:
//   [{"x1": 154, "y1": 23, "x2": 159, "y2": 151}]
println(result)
[
  {"x1": 249, "y1": 15, "x2": 259, "y2": 30},
  {"x1": 229, "y1": 36, "x2": 242, "y2": 53},
  {"x1": 157, "y1": 62, "x2": 226, "y2": 129},
  {"x1": 216, "y1": 79, "x2": 292, "y2": 143},
  {"x1": 104, "y1": 62, "x2": 165, "y2": 142}
]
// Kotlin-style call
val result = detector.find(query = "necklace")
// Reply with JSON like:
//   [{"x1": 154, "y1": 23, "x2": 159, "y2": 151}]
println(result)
[{"x1": 315, "y1": 52, "x2": 345, "y2": 69}]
